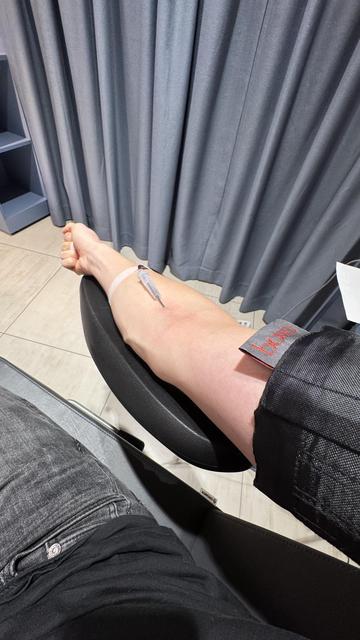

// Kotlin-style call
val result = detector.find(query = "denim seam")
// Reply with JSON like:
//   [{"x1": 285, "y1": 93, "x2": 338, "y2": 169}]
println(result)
[
  {"x1": 20, "y1": 494, "x2": 119, "y2": 550},
  {"x1": 51, "y1": 523, "x2": 105, "y2": 553},
  {"x1": 0, "y1": 496, "x2": 133, "y2": 590},
  {"x1": 48, "y1": 498, "x2": 128, "y2": 552}
]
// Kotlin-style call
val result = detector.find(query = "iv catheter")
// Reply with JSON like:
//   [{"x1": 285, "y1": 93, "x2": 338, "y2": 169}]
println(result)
[{"x1": 137, "y1": 265, "x2": 165, "y2": 307}]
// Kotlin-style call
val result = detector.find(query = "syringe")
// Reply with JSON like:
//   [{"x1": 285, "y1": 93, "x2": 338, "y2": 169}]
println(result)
[{"x1": 137, "y1": 266, "x2": 165, "y2": 307}]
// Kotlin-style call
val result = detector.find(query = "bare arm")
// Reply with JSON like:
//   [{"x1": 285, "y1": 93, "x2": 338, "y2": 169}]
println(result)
[{"x1": 62, "y1": 223, "x2": 270, "y2": 465}]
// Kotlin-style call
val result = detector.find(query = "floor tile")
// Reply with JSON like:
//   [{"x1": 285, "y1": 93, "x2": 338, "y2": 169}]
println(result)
[
  {"x1": 238, "y1": 481, "x2": 274, "y2": 530},
  {"x1": 7, "y1": 268, "x2": 89, "y2": 356},
  {"x1": 211, "y1": 470, "x2": 245, "y2": 483},
  {"x1": 254, "y1": 310, "x2": 266, "y2": 330},
  {"x1": 304, "y1": 538, "x2": 348, "y2": 563},
  {"x1": 241, "y1": 469, "x2": 257, "y2": 485},
  {"x1": 193, "y1": 467, "x2": 242, "y2": 516},
  {"x1": 162, "y1": 461, "x2": 199, "y2": 489},
  {"x1": 348, "y1": 559, "x2": 359, "y2": 568},
  {"x1": 101, "y1": 392, "x2": 180, "y2": 465},
  {"x1": 0, "y1": 216, "x2": 63, "y2": 257},
  {"x1": 163, "y1": 462, "x2": 242, "y2": 517},
  {"x1": 0, "y1": 334, "x2": 109, "y2": 415},
  {"x1": 0, "y1": 244, "x2": 60, "y2": 332},
  {"x1": 240, "y1": 481, "x2": 308, "y2": 539}
]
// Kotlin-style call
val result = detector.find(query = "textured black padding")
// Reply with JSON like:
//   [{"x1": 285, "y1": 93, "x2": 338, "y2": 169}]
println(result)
[{"x1": 80, "y1": 276, "x2": 250, "y2": 472}]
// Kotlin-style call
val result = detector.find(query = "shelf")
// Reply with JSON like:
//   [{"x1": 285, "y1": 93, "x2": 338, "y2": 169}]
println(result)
[
  {"x1": 0, "y1": 56, "x2": 48, "y2": 234},
  {"x1": 0, "y1": 181, "x2": 28, "y2": 203},
  {"x1": 0, "y1": 145, "x2": 48, "y2": 233},
  {"x1": 0, "y1": 58, "x2": 26, "y2": 139},
  {"x1": 0, "y1": 131, "x2": 31, "y2": 153},
  {"x1": 0, "y1": 192, "x2": 48, "y2": 233}
]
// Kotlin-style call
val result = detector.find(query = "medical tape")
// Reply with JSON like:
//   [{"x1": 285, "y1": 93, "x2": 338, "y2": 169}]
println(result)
[{"x1": 108, "y1": 266, "x2": 138, "y2": 305}]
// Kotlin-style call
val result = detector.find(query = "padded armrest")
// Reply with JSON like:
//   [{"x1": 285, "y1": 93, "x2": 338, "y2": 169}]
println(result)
[{"x1": 80, "y1": 276, "x2": 250, "y2": 472}]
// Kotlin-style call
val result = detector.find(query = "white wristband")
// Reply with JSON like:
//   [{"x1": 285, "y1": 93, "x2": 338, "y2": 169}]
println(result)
[{"x1": 108, "y1": 266, "x2": 138, "y2": 305}]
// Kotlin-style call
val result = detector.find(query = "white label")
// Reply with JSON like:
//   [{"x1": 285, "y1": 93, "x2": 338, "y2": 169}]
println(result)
[{"x1": 336, "y1": 262, "x2": 360, "y2": 323}]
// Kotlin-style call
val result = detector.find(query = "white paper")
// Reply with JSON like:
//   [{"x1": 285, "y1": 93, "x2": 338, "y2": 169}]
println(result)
[{"x1": 336, "y1": 261, "x2": 360, "y2": 323}]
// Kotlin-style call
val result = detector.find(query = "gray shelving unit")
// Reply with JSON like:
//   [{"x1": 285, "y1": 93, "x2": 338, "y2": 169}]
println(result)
[{"x1": 0, "y1": 54, "x2": 48, "y2": 233}]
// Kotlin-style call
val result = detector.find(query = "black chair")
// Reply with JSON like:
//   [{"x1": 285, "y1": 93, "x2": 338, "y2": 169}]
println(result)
[
  {"x1": 80, "y1": 275, "x2": 250, "y2": 472},
  {"x1": 77, "y1": 275, "x2": 360, "y2": 638},
  {"x1": 1, "y1": 356, "x2": 359, "y2": 640}
]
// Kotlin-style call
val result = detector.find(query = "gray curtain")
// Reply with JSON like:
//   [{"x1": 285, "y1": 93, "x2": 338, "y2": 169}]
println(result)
[{"x1": 1, "y1": 0, "x2": 360, "y2": 322}]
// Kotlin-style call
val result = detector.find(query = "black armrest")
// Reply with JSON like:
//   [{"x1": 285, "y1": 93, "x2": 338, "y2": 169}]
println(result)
[{"x1": 80, "y1": 276, "x2": 250, "y2": 472}]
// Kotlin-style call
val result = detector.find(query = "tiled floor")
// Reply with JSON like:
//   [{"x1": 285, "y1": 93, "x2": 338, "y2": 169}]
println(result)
[{"x1": 0, "y1": 217, "x2": 355, "y2": 567}]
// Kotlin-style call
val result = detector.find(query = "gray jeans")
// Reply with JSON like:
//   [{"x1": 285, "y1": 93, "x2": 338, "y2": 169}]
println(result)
[{"x1": 0, "y1": 386, "x2": 152, "y2": 591}]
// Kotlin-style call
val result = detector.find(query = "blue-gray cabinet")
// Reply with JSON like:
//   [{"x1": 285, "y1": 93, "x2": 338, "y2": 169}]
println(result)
[{"x1": 0, "y1": 54, "x2": 48, "y2": 233}]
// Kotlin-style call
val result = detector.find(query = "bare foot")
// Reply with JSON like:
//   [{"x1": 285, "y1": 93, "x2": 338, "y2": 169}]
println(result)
[{"x1": 60, "y1": 222, "x2": 101, "y2": 275}]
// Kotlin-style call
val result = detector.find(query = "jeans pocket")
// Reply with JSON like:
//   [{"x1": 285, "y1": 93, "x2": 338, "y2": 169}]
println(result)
[{"x1": 4, "y1": 496, "x2": 128, "y2": 581}]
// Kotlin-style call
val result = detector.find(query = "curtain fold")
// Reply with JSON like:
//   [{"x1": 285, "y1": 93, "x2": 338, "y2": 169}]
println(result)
[{"x1": 1, "y1": 0, "x2": 359, "y2": 322}]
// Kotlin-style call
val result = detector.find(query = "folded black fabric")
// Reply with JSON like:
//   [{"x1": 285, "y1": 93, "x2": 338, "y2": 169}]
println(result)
[{"x1": 253, "y1": 326, "x2": 360, "y2": 563}]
